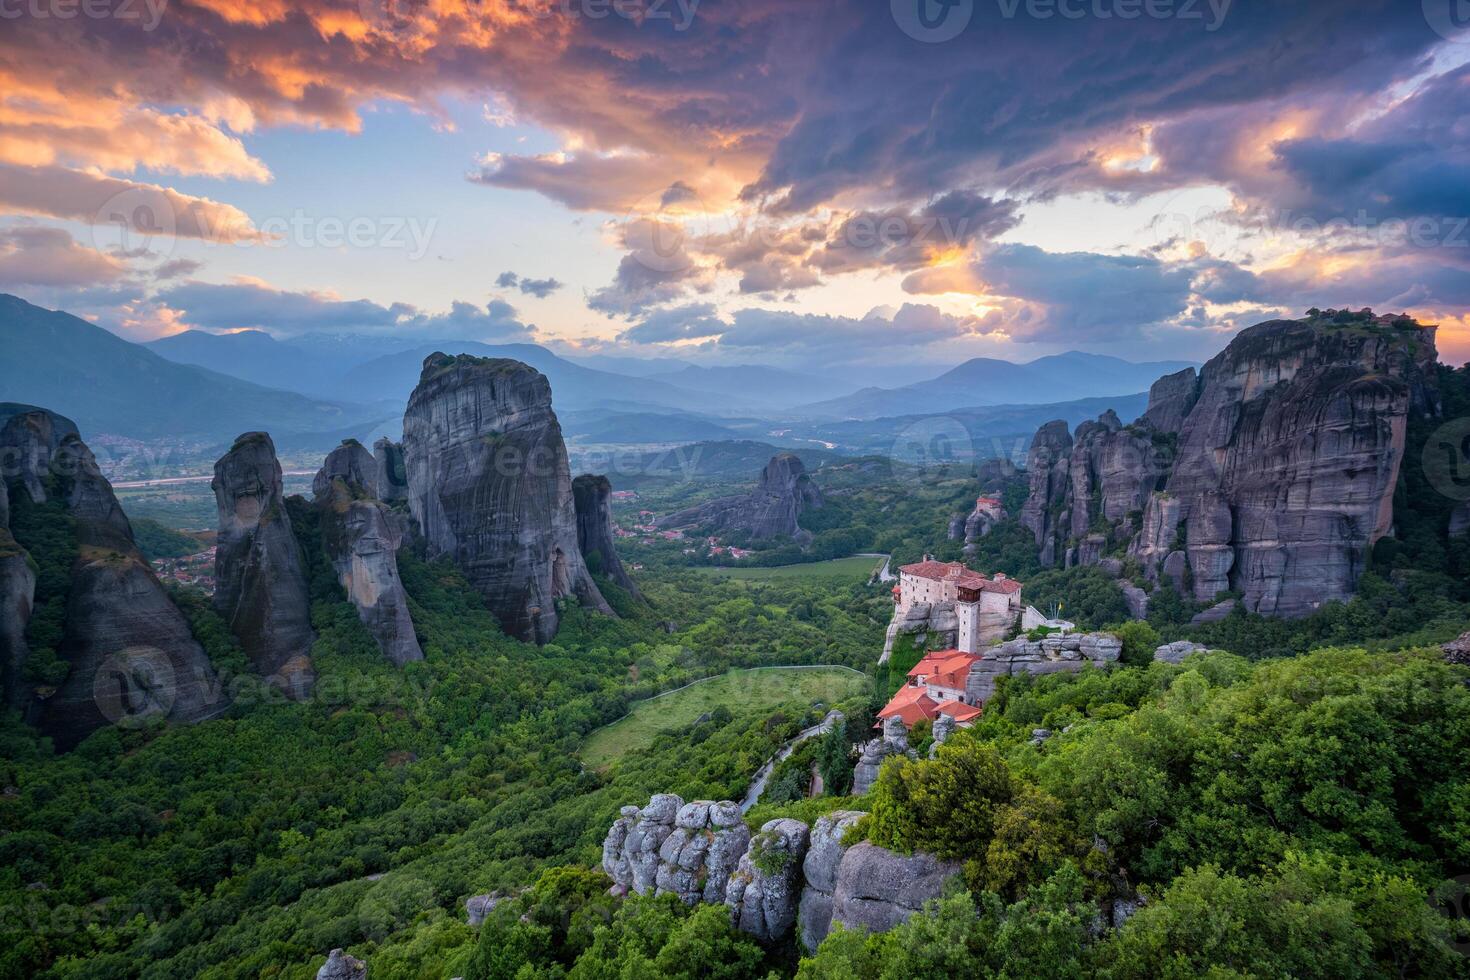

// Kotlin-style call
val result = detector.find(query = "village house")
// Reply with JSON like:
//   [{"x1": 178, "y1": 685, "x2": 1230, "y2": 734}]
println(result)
[{"x1": 893, "y1": 557, "x2": 1023, "y2": 653}]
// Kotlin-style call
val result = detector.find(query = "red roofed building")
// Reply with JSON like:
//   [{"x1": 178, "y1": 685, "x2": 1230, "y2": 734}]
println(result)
[
  {"x1": 878, "y1": 651, "x2": 987, "y2": 730},
  {"x1": 893, "y1": 557, "x2": 1023, "y2": 652}
]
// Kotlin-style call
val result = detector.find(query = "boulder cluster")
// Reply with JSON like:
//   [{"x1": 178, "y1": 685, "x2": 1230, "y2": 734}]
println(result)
[{"x1": 601, "y1": 793, "x2": 959, "y2": 951}]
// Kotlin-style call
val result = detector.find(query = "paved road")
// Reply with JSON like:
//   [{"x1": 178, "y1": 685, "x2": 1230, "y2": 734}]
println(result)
[{"x1": 740, "y1": 709, "x2": 844, "y2": 813}]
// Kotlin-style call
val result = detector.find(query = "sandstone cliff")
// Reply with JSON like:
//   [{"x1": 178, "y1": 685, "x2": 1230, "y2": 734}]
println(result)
[
  {"x1": 213, "y1": 432, "x2": 316, "y2": 693},
  {"x1": 1019, "y1": 312, "x2": 1439, "y2": 617},
  {"x1": 659, "y1": 453, "x2": 824, "y2": 541},
  {"x1": 1, "y1": 407, "x2": 227, "y2": 747},
  {"x1": 313, "y1": 440, "x2": 423, "y2": 666},
  {"x1": 401, "y1": 353, "x2": 610, "y2": 644},
  {"x1": 572, "y1": 473, "x2": 641, "y2": 600}
]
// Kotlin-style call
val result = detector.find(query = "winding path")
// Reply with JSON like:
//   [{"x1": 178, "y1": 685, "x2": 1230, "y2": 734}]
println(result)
[{"x1": 740, "y1": 709, "x2": 845, "y2": 813}]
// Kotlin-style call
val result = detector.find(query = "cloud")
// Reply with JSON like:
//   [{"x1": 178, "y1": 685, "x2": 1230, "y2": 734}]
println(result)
[
  {"x1": 496, "y1": 270, "x2": 564, "y2": 298},
  {"x1": 0, "y1": 225, "x2": 125, "y2": 287},
  {"x1": 0, "y1": 163, "x2": 263, "y2": 243},
  {"x1": 615, "y1": 301, "x2": 989, "y2": 363},
  {"x1": 156, "y1": 279, "x2": 536, "y2": 341}
]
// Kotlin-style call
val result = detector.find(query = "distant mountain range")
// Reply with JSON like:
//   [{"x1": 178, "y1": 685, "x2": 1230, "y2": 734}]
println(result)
[
  {"x1": 792, "y1": 352, "x2": 1196, "y2": 419},
  {"x1": 0, "y1": 294, "x2": 1192, "y2": 454},
  {"x1": 0, "y1": 295, "x2": 392, "y2": 446}
]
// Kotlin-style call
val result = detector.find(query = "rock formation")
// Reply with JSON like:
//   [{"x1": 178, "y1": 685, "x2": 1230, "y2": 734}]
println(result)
[
  {"x1": 1153, "y1": 640, "x2": 1208, "y2": 663},
  {"x1": 659, "y1": 453, "x2": 824, "y2": 541},
  {"x1": 601, "y1": 795, "x2": 957, "y2": 948},
  {"x1": 572, "y1": 474, "x2": 640, "y2": 600},
  {"x1": 1019, "y1": 312, "x2": 1441, "y2": 617},
  {"x1": 372, "y1": 437, "x2": 409, "y2": 503},
  {"x1": 0, "y1": 481, "x2": 34, "y2": 712},
  {"x1": 1442, "y1": 632, "x2": 1470, "y2": 667},
  {"x1": 316, "y1": 949, "x2": 367, "y2": 980},
  {"x1": 213, "y1": 432, "x2": 316, "y2": 693},
  {"x1": 1140, "y1": 367, "x2": 1199, "y2": 432},
  {"x1": 313, "y1": 441, "x2": 423, "y2": 666},
  {"x1": 465, "y1": 893, "x2": 505, "y2": 927},
  {"x1": 725, "y1": 818, "x2": 810, "y2": 942},
  {"x1": 852, "y1": 716, "x2": 912, "y2": 796},
  {"x1": 964, "y1": 632, "x2": 1122, "y2": 703},
  {"x1": 830, "y1": 842, "x2": 960, "y2": 937},
  {"x1": 929, "y1": 712, "x2": 956, "y2": 758},
  {"x1": 401, "y1": 353, "x2": 610, "y2": 644},
  {"x1": 797, "y1": 810, "x2": 867, "y2": 951},
  {"x1": 1018, "y1": 420, "x2": 1074, "y2": 567},
  {"x1": 602, "y1": 795, "x2": 752, "y2": 906},
  {"x1": 1, "y1": 407, "x2": 226, "y2": 747}
]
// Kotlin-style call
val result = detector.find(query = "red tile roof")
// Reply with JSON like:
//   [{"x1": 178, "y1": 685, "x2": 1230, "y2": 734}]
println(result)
[
  {"x1": 876, "y1": 684, "x2": 940, "y2": 727},
  {"x1": 898, "y1": 560, "x2": 1021, "y2": 595},
  {"x1": 937, "y1": 699, "x2": 983, "y2": 723},
  {"x1": 906, "y1": 649, "x2": 981, "y2": 690}
]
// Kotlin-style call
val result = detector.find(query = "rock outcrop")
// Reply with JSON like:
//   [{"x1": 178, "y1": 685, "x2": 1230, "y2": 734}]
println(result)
[
  {"x1": 1018, "y1": 420, "x2": 1074, "y2": 567},
  {"x1": 1141, "y1": 367, "x2": 1199, "y2": 432},
  {"x1": 317, "y1": 949, "x2": 367, "y2": 980},
  {"x1": 213, "y1": 432, "x2": 316, "y2": 693},
  {"x1": 798, "y1": 810, "x2": 867, "y2": 951},
  {"x1": 0, "y1": 482, "x2": 34, "y2": 711},
  {"x1": 601, "y1": 795, "x2": 956, "y2": 948},
  {"x1": 852, "y1": 715, "x2": 912, "y2": 796},
  {"x1": 659, "y1": 453, "x2": 823, "y2": 541},
  {"x1": 313, "y1": 441, "x2": 423, "y2": 666},
  {"x1": 1153, "y1": 640, "x2": 1208, "y2": 663},
  {"x1": 572, "y1": 474, "x2": 640, "y2": 600},
  {"x1": 830, "y1": 842, "x2": 960, "y2": 936},
  {"x1": 1, "y1": 407, "x2": 226, "y2": 747},
  {"x1": 726, "y1": 818, "x2": 810, "y2": 942},
  {"x1": 1442, "y1": 632, "x2": 1470, "y2": 667},
  {"x1": 965, "y1": 631, "x2": 1122, "y2": 703},
  {"x1": 602, "y1": 795, "x2": 751, "y2": 906},
  {"x1": 1020, "y1": 312, "x2": 1441, "y2": 617},
  {"x1": 372, "y1": 437, "x2": 409, "y2": 503},
  {"x1": 401, "y1": 353, "x2": 610, "y2": 644}
]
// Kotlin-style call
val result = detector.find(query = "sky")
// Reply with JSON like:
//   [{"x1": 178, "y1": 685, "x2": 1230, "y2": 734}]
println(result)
[{"x1": 2, "y1": 0, "x2": 1469, "y2": 373}]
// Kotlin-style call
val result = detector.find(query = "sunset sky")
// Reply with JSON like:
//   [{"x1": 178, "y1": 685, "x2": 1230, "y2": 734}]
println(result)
[{"x1": 2, "y1": 0, "x2": 1469, "y2": 371}]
